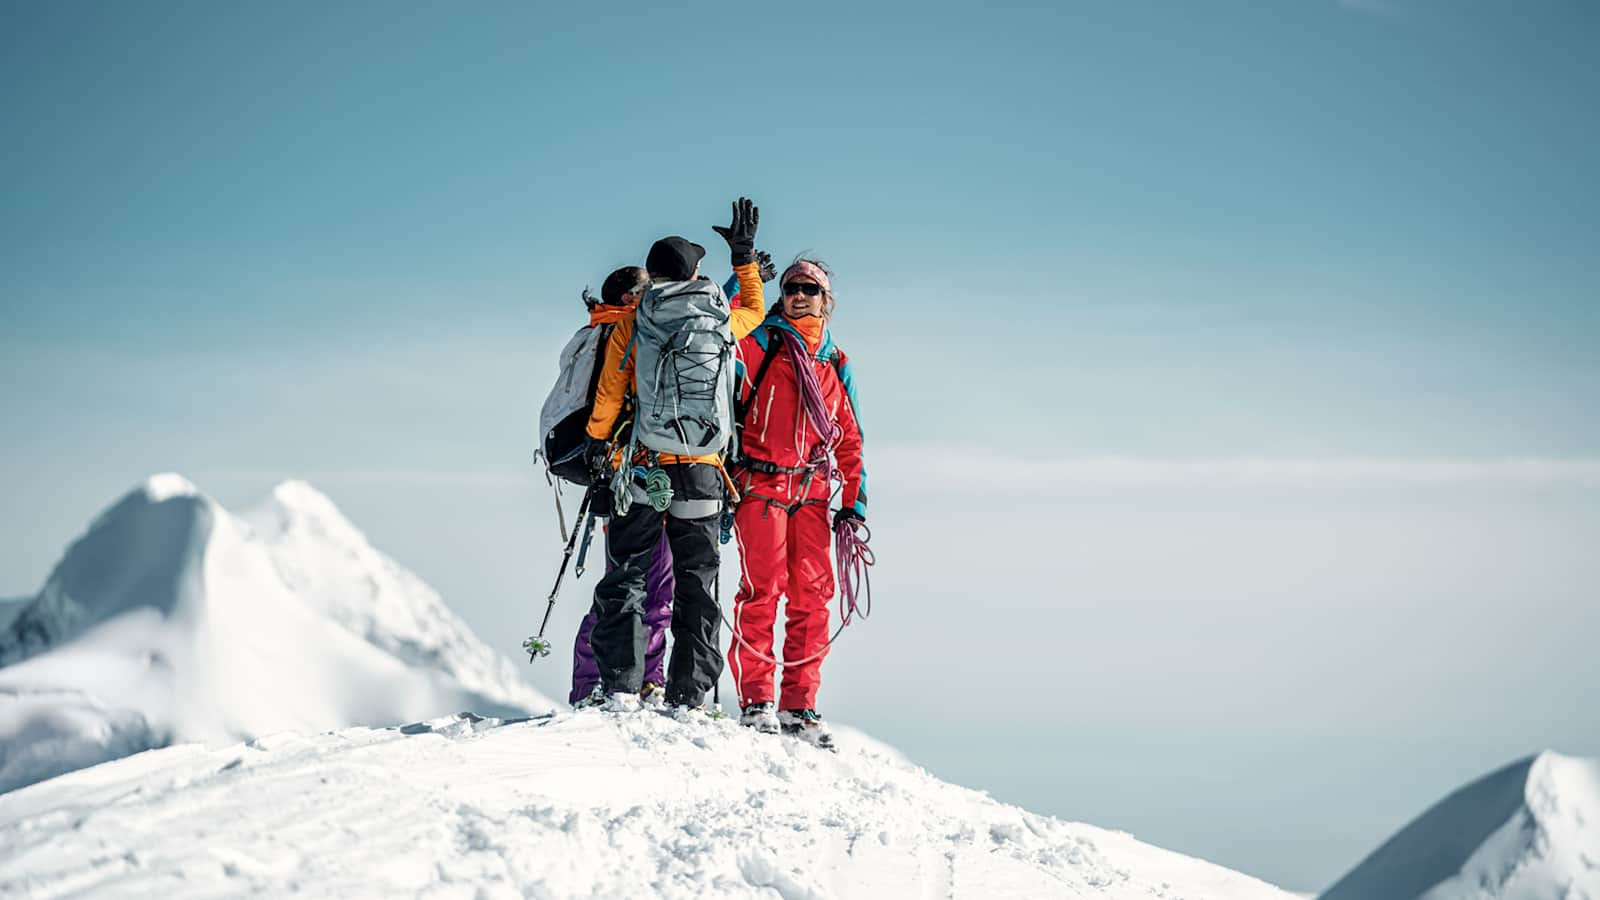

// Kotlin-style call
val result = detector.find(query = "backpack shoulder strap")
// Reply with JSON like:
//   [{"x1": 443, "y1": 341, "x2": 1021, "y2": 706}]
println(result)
[
  {"x1": 735, "y1": 326, "x2": 784, "y2": 424},
  {"x1": 584, "y1": 323, "x2": 615, "y2": 404},
  {"x1": 619, "y1": 316, "x2": 638, "y2": 370}
]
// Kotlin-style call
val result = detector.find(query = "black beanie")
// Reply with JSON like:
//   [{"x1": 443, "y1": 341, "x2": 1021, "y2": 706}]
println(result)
[{"x1": 646, "y1": 236, "x2": 705, "y2": 282}]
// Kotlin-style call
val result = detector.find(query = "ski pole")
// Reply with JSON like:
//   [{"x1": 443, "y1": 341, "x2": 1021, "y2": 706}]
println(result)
[
  {"x1": 574, "y1": 504, "x2": 600, "y2": 578},
  {"x1": 524, "y1": 487, "x2": 594, "y2": 662}
]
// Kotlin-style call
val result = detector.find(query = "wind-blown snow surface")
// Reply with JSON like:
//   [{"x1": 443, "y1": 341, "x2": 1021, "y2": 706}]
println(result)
[
  {"x1": 0, "y1": 709, "x2": 1297, "y2": 899},
  {"x1": 1320, "y1": 751, "x2": 1600, "y2": 900},
  {"x1": 0, "y1": 475, "x2": 553, "y2": 795}
]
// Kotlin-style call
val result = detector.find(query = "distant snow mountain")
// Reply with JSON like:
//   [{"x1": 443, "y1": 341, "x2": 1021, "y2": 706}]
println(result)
[
  {"x1": 0, "y1": 474, "x2": 553, "y2": 794},
  {"x1": 0, "y1": 597, "x2": 24, "y2": 633},
  {"x1": 1321, "y1": 750, "x2": 1600, "y2": 900},
  {"x1": 0, "y1": 709, "x2": 1300, "y2": 899}
]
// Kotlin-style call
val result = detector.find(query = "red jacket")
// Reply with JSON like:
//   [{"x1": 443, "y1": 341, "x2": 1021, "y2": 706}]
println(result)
[{"x1": 733, "y1": 316, "x2": 866, "y2": 517}]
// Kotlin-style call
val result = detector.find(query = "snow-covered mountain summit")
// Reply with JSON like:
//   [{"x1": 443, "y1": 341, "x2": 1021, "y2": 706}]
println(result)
[
  {"x1": 1, "y1": 473, "x2": 214, "y2": 664},
  {"x1": 0, "y1": 475, "x2": 553, "y2": 794},
  {"x1": 1320, "y1": 750, "x2": 1600, "y2": 900},
  {"x1": 0, "y1": 476, "x2": 1315, "y2": 897},
  {"x1": 240, "y1": 478, "x2": 538, "y2": 707},
  {"x1": 0, "y1": 708, "x2": 1299, "y2": 899}
]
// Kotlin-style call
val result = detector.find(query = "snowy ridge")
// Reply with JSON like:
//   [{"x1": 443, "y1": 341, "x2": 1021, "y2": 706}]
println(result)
[
  {"x1": 0, "y1": 598, "x2": 30, "y2": 635},
  {"x1": 0, "y1": 475, "x2": 553, "y2": 795},
  {"x1": 1320, "y1": 750, "x2": 1600, "y2": 900},
  {"x1": 0, "y1": 474, "x2": 215, "y2": 667},
  {"x1": 0, "y1": 709, "x2": 1299, "y2": 900},
  {"x1": 240, "y1": 479, "x2": 537, "y2": 711}
]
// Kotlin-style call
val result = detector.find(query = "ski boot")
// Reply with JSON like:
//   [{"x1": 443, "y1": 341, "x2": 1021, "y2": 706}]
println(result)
[
  {"x1": 597, "y1": 690, "x2": 640, "y2": 713},
  {"x1": 663, "y1": 688, "x2": 705, "y2": 718},
  {"x1": 777, "y1": 709, "x2": 836, "y2": 752},
  {"x1": 640, "y1": 682, "x2": 667, "y2": 711},
  {"x1": 739, "y1": 702, "x2": 780, "y2": 735}
]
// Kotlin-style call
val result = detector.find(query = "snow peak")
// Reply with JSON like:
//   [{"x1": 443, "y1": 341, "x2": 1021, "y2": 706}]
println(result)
[{"x1": 631, "y1": 278, "x2": 736, "y2": 457}]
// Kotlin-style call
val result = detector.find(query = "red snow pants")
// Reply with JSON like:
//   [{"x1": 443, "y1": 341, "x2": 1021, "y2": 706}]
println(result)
[{"x1": 728, "y1": 473, "x2": 835, "y2": 711}]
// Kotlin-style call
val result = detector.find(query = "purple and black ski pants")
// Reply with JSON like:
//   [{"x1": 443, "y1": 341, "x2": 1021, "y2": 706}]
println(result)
[{"x1": 569, "y1": 529, "x2": 673, "y2": 704}]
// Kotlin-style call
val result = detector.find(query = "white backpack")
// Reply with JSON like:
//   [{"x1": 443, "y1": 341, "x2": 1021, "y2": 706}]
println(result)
[{"x1": 538, "y1": 316, "x2": 614, "y2": 485}]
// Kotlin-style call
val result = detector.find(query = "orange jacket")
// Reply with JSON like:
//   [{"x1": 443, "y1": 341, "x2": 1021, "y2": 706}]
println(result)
[
  {"x1": 586, "y1": 260, "x2": 767, "y2": 465},
  {"x1": 587, "y1": 303, "x2": 635, "y2": 327}
]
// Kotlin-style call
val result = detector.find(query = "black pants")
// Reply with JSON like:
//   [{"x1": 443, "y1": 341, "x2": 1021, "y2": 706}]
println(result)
[{"x1": 589, "y1": 463, "x2": 724, "y2": 706}]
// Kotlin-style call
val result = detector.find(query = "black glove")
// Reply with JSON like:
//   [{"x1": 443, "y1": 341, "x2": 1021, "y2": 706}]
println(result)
[
  {"x1": 711, "y1": 197, "x2": 759, "y2": 267},
  {"x1": 833, "y1": 508, "x2": 865, "y2": 531},
  {"x1": 584, "y1": 437, "x2": 613, "y2": 484},
  {"x1": 756, "y1": 250, "x2": 777, "y2": 284}
]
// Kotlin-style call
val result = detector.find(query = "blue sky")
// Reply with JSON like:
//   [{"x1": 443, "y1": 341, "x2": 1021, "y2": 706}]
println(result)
[{"x1": 2, "y1": 0, "x2": 1598, "y2": 892}]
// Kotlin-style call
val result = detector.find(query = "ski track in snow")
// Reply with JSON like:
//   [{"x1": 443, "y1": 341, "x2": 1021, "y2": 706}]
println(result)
[{"x1": 0, "y1": 710, "x2": 1295, "y2": 900}]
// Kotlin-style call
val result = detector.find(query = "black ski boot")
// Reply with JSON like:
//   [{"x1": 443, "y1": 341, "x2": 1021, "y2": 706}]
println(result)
[
  {"x1": 777, "y1": 709, "x2": 836, "y2": 752},
  {"x1": 739, "y1": 701, "x2": 780, "y2": 734}
]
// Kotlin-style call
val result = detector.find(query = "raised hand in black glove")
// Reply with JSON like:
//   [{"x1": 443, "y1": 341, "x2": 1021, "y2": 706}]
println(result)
[
  {"x1": 711, "y1": 196, "x2": 759, "y2": 267},
  {"x1": 584, "y1": 437, "x2": 613, "y2": 485},
  {"x1": 756, "y1": 250, "x2": 777, "y2": 284},
  {"x1": 833, "y1": 507, "x2": 865, "y2": 532}
]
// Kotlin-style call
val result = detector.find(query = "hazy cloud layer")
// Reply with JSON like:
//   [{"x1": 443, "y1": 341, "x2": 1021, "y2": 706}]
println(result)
[
  {"x1": 871, "y1": 452, "x2": 1600, "y2": 488},
  {"x1": 186, "y1": 455, "x2": 1600, "y2": 492}
]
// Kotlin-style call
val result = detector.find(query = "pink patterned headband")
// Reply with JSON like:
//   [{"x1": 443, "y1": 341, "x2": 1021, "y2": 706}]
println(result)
[{"x1": 781, "y1": 261, "x2": 831, "y2": 295}]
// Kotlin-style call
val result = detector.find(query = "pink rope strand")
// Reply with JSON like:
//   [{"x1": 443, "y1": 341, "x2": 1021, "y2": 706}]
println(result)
[
  {"x1": 780, "y1": 326, "x2": 873, "y2": 626},
  {"x1": 777, "y1": 328, "x2": 840, "y2": 477}
]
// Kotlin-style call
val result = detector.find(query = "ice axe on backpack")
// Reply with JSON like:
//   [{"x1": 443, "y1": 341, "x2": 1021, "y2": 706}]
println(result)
[{"x1": 523, "y1": 486, "x2": 600, "y2": 662}]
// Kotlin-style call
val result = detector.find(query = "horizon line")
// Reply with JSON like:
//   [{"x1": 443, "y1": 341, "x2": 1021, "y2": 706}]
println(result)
[{"x1": 171, "y1": 453, "x2": 1600, "y2": 492}]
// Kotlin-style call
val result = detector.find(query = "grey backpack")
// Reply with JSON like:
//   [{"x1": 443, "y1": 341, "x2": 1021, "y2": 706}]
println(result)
[
  {"x1": 537, "y1": 320, "x2": 614, "y2": 485},
  {"x1": 631, "y1": 278, "x2": 735, "y2": 457}
]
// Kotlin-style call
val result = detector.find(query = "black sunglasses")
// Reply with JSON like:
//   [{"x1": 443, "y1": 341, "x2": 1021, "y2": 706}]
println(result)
[{"x1": 782, "y1": 282, "x2": 824, "y2": 297}]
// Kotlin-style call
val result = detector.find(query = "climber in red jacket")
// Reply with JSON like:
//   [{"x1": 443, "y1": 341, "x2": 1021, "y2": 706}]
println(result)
[{"x1": 727, "y1": 258, "x2": 867, "y2": 751}]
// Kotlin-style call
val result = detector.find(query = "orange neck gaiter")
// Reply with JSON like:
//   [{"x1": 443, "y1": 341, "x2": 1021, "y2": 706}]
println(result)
[{"x1": 785, "y1": 313, "x2": 826, "y2": 354}]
